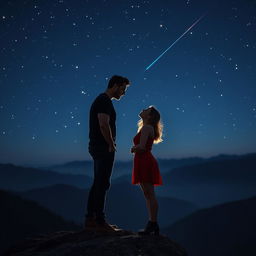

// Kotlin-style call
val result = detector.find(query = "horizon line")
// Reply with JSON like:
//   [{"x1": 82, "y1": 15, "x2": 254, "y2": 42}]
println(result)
[{"x1": 1, "y1": 152, "x2": 255, "y2": 168}]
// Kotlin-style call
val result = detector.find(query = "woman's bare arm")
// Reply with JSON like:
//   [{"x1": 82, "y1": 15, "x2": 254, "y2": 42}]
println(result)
[{"x1": 132, "y1": 125, "x2": 153, "y2": 153}]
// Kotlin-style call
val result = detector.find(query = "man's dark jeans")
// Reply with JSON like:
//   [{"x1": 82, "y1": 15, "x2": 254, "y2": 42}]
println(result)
[{"x1": 86, "y1": 149, "x2": 115, "y2": 223}]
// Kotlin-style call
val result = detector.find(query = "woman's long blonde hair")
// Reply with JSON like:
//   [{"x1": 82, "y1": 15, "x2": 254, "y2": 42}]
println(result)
[{"x1": 137, "y1": 106, "x2": 163, "y2": 144}]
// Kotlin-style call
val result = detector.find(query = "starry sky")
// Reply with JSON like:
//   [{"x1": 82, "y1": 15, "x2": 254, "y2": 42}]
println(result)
[{"x1": 0, "y1": 0, "x2": 256, "y2": 166}]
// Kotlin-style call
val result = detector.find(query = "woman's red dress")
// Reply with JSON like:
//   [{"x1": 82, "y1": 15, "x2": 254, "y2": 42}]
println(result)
[{"x1": 132, "y1": 131, "x2": 163, "y2": 186}]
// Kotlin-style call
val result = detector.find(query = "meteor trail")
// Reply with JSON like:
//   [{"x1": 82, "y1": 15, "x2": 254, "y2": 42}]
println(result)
[{"x1": 145, "y1": 14, "x2": 206, "y2": 71}]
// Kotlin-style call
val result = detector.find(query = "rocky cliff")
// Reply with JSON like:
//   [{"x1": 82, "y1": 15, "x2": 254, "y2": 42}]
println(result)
[{"x1": 5, "y1": 229, "x2": 187, "y2": 256}]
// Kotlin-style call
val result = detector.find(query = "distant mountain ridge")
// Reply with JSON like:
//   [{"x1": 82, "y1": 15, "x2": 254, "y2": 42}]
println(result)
[
  {"x1": 0, "y1": 189, "x2": 79, "y2": 255},
  {"x1": 157, "y1": 153, "x2": 256, "y2": 207},
  {"x1": 1, "y1": 153, "x2": 255, "y2": 255},
  {"x1": 18, "y1": 182, "x2": 198, "y2": 230},
  {"x1": 45, "y1": 153, "x2": 256, "y2": 176},
  {"x1": 1, "y1": 153, "x2": 255, "y2": 206},
  {"x1": 163, "y1": 196, "x2": 256, "y2": 256},
  {"x1": 0, "y1": 164, "x2": 92, "y2": 191},
  {"x1": 164, "y1": 153, "x2": 256, "y2": 184}
]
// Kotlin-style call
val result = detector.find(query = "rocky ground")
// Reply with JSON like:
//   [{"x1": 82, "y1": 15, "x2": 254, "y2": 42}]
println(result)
[{"x1": 4, "y1": 229, "x2": 187, "y2": 256}]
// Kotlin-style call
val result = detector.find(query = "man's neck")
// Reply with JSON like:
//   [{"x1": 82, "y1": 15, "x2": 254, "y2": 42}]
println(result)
[{"x1": 104, "y1": 90, "x2": 113, "y2": 99}]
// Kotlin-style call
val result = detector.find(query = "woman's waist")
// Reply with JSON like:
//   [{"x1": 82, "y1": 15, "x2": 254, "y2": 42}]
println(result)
[
  {"x1": 134, "y1": 151, "x2": 154, "y2": 158},
  {"x1": 134, "y1": 144, "x2": 152, "y2": 151}
]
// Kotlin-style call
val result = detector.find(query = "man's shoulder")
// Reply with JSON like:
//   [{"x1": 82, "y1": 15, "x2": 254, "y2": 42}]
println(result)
[
  {"x1": 95, "y1": 93, "x2": 111, "y2": 103},
  {"x1": 97, "y1": 93, "x2": 108, "y2": 99},
  {"x1": 91, "y1": 93, "x2": 109, "y2": 105}
]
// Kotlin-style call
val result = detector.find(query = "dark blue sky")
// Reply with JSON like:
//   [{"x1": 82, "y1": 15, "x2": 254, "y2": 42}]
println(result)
[{"x1": 0, "y1": 0, "x2": 256, "y2": 165}]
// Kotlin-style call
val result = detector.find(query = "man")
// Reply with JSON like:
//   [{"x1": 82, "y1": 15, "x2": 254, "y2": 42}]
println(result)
[{"x1": 85, "y1": 75, "x2": 130, "y2": 231}]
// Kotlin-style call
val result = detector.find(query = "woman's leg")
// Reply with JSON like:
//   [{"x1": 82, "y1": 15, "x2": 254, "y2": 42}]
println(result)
[{"x1": 140, "y1": 183, "x2": 158, "y2": 222}]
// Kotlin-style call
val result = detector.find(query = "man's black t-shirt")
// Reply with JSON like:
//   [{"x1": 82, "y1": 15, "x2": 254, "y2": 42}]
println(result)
[{"x1": 89, "y1": 93, "x2": 116, "y2": 151}]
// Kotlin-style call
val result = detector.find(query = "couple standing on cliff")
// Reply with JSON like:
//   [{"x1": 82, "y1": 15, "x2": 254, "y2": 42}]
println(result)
[{"x1": 84, "y1": 75, "x2": 163, "y2": 235}]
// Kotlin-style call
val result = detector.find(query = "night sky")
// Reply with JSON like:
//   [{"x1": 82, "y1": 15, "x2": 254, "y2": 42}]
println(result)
[{"x1": 1, "y1": 0, "x2": 256, "y2": 166}]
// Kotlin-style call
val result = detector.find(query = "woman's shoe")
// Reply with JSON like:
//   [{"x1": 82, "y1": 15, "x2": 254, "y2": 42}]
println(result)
[{"x1": 138, "y1": 221, "x2": 160, "y2": 236}]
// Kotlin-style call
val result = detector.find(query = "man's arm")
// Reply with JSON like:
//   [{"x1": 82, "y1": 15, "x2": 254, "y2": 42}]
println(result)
[{"x1": 98, "y1": 113, "x2": 116, "y2": 152}]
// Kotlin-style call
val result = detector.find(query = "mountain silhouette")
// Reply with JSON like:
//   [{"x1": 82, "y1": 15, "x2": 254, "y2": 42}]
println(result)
[
  {"x1": 162, "y1": 196, "x2": 256, "y2": 256},
  {"x1": 164, "y1": 153, "x2": 256, "y2": 184},
  {"x1": 158, "y1": 153, "x2": 256, "y2": 207},
  {"x1": 0, "y1": 189, "x2": 79, "y2": 255},
  {"x1": 18, "y1": 182, "x2": 197, "y2": 230},
  {"x1": 0, "y1": 164, "x2": 92, "y2": 191},
  {"x1": 47, "y1": 160, "x2": 93, "y2": 175},
  {"x1": 47, "y1": 154, "x2": 249, "y2": 176},
  {"x1": 48, "y1": 160, "x2": 133, "y2": 178},
  {"x1": 19, "y1": 184, "x2": 87, "y2": 225},
  {"x1": 107, "y1": 182, "x2": 198, "y2": 230}
]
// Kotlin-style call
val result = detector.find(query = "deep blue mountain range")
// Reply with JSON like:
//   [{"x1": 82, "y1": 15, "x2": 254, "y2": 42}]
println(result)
[
  {"x1": 17, "y1": 183, "x2": 198, "y2": 230},
  {"x1": 1, "y1": 153, "x2": 255, "y2": 255},
  {"x1": 1, "y1": 153, "x2": 255, "y2": 207},
  {"x1": 0, "y1": 164, "x2": 92, "y2": 190},
  {"x1": 158, "y1": 153, "x2": 256, "y2": 207},
  {"x1": 0, "y1": 190, "x2": 79, "y2": 255},
  {"x1": 45, "y1": 154, "x2": 249, "y2": 176},
  {"x1": 163, "y1": 196, "x2": 256, "y2": 256}
]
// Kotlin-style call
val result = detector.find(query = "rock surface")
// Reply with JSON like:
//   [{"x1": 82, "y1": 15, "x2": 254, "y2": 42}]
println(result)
[{"x1": 5, "y1": 229, "x2": 187, "y2": 256}]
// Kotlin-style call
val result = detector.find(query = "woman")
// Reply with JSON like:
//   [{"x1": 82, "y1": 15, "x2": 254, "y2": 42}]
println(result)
[{"x1": 131, "y1": 106, "x2": 163, "y2": 235}]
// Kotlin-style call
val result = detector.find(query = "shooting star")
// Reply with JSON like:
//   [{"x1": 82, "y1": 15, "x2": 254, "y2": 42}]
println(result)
[{"x1": 145, "y1": 14, "x2": 206, "y2": 71}]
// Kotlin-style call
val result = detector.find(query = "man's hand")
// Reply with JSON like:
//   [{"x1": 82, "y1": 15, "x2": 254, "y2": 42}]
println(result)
[
  {"x1": 98, "y1": 113, "x2": 116, "y2": 152},
  {"x1": 109, "y1": 142, "x2": 116, "y2": 152}
]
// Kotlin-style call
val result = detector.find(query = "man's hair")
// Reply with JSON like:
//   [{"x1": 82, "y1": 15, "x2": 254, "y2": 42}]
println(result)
[{"x1": 107, "y1": 75, "x2": 130, "y2": 88}]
